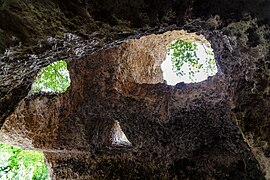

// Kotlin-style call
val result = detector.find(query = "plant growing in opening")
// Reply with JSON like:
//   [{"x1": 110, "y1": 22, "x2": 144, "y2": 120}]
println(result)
[
  {"x1": 0, "y1": 143, "x2": 49, "y2": 179},
  {"x1": 161, "y1": 40, "x2": 217, "y2": 85},
  {"x1": 32, "y1": 60, "x2": 70, "y2": 93}
]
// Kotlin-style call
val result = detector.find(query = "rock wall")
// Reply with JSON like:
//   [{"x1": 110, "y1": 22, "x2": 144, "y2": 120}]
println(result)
[{"x1": 0, "y1": 0, "x2": 269, "y2": 179}]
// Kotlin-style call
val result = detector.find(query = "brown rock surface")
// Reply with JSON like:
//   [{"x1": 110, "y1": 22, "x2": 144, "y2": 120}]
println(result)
[{"x1": 0, "y1": 0, "x2": 269, "y2": 179}]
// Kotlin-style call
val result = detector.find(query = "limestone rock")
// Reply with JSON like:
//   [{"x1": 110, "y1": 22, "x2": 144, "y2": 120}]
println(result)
[{"x1": 0, "y1": 0, "x2": 269, "y2": 179}]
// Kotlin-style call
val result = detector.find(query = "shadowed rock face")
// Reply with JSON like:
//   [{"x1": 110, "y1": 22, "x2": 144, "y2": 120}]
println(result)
[{"x1": 0, "y1": 0, "x2": 269, "y2": 179}]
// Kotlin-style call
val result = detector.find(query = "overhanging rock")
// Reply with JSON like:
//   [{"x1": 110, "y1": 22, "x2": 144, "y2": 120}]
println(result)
[
  {"x1": 0, "y1": 0, "x2": 270, "y2": 179},
  {"x1": 0, "y1": 30, "x2": 267, "y2": 179}
]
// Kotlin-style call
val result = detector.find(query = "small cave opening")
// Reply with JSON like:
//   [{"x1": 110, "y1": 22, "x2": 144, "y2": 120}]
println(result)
[
  {"x1": 31, "y1": 60, "x2": 71, "y2": 93},
  {"x1": 161, "y1": 38, "x2": 217, "y2": 85},
  {"x1": 0, "y1": 142, "x2": 49, "y2": 179},
  {"x1": 111, "y1": 120, "x2": 132, "y2": 148}
]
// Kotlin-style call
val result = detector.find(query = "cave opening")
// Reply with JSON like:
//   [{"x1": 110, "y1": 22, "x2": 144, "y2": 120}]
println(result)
[
  {"x1": 0, "y1": 142, "x2": 49, "y2": 179},
  {"x1": 161, "y1": 38, "x2": 217, "y2": 85},
  {"x1": 31, "y1": 60, "x2": 71, "y2": 93},
  {"x1": 111, "y1": 120, "x2": 132, "y2": 148},
  {"x1": 116, "y1": 30, "x2": 218, "y2": 86}
]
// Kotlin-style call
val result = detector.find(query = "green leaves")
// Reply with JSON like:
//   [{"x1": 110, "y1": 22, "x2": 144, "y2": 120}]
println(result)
[
  {"x1": 0, "y1": 143, "x2": 49, "y2": 180},
  {"x1": 32, "y1": 60, "x2": 70, "y2": 93},
  {"x1": 167, "y1": 40, "x2": 217, "y2": 82}
]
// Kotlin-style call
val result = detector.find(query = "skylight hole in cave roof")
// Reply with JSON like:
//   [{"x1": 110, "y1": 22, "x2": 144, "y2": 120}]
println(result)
[
  {"x1": 161, "y1": 39, "x2": 217, "y2": 85},
  {"x1": 31, "y1": 60, "x2": 71, "y2": 93}
]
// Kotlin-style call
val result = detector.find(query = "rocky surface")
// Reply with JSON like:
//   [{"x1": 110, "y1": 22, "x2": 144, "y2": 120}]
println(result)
[{"x1": 0, "y1": 0, "x2": 269, "y2": 179}]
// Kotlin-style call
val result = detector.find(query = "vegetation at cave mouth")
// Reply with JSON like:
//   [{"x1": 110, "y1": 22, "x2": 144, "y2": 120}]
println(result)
[
  {"x1": 162, "y1": 40, "x2": 217, "y2": 84},
  {"x1": 0, "y1": 143, "x2": 49, "y2": 180},
  {"x1": 32, "y1": 60, "x2": 70, "y2": 93}
]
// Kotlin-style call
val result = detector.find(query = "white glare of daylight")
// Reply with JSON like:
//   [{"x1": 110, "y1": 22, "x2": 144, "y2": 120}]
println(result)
[
  {"x1": 111, "y1": 120, "x2": 132, "y2": 147},
  {"x1": 161, "y1": 42, "x2": 217, "y2": 85}
]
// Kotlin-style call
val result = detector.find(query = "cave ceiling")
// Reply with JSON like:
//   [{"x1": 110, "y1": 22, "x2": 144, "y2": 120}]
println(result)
[{"x1": 0, "y1": 0, "x2": 269, "y2": 179}]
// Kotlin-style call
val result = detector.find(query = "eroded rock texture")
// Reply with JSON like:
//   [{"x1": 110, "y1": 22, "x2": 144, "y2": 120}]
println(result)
[{"x1": 0, "y1": 0, "x2": 270, "y2": 179}]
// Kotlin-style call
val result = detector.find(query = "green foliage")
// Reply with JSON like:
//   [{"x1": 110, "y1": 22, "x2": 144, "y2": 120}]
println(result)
[
  {"x1": 32, "y1": 60, "x2": 70, "y2": 93},
  {"x1": 168, "y1": 40, "x2": 217, "y2": 82},
  {"x1": 0, "y1": 143, "x2": 49, "y2": 180}
]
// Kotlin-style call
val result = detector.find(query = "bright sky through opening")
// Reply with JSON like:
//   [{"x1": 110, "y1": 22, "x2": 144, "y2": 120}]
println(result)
[{"x1": 161, "y1": 42, "x2": 217, "y2": 85}]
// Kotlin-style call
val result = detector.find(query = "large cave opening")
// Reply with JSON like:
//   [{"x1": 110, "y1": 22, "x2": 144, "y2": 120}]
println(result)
[
  {"x1": 161, "y1": 39, "x2": 217, "y2": 85},
  {"x1": 114, "y1": 30, "x2": 219, "y2": 86}
]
